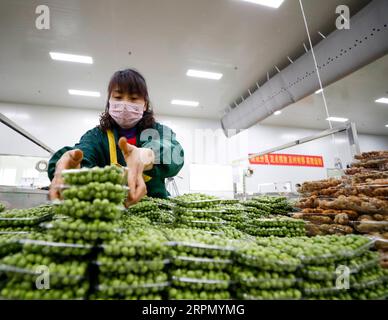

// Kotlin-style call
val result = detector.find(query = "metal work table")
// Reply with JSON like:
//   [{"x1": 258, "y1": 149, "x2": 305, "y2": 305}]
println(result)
[{"x1": 0, "y1": 186, "x2": 49, "y2": 209}]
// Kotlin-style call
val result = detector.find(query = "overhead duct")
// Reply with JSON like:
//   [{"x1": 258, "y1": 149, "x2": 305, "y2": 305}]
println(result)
[{"x1": 221, "y1": 0, "x2": 388, "y2": 137}]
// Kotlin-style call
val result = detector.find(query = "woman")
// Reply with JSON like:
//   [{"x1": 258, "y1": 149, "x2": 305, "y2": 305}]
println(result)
[{"x1": 48, "y1": 69, "x2": 184, "y2": 205}]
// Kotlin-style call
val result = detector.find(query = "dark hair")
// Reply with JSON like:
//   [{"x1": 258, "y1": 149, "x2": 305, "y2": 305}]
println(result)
[{"x1": 99, "y1": 69, "x2": 156, "y2": 132}]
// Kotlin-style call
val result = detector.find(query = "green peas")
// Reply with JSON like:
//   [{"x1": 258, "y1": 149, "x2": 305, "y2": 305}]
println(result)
[
  {"x1": 61, "y1": 183, "x2": 127, "y2": 204},
  {"x1": 171, "y1": 269, "x2": 230, "y2": 291},
  {"x1": 97, "y1": 273, "x2": 169, "y2": 297},
  {"x1": 97, "y1": 257, "x2": 168, "y2": 275},
  {"x1": 0, "y1": 206, "x2": 54, "y2": 228},
  {"x1": 55, "y1": 198, "x2": 124, "y2": 221},
  {"x1": 62, "y1": 165, "x2": 125, "y2": 186}
]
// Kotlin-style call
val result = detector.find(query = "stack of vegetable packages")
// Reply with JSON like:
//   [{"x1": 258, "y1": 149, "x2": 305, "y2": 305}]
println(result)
[
  {"x1": 0, "y1": 232, "x2": 25, "y2": 288},
  {"x1": 0, "y1": 205, "x2": 53, "y2": 234},
  {"x1": 90, "y1": 196, "x2": 175, "y2": 300},
  {"x1": 0, "y1": 203, "x2": 54, "y2": 271},
  {"x1": 231, "y1": 238, "x2": 302, "y2": 300},
  {"x1": 220, "y1": 197, "x2": 304, "y2": 300},
  {"x1": 172, "y1": 194, "x2": 228, "y2": 232},
  {"x1": 164, "y1": 194, "x2": 304, "y2": 300},
  {"x1": 293, "y1": 150, "x2": 388, "y2": 268},
  {"x1": 0, "y1": 166, "x2": 126, "y2": 300},
  {"x1": 1, "y1": 157, "x2": 386, "y2": 302},
  {"x1": 166, "y1": 195, "x2": 235, "y2": 300},
  {"x1": 238, "y1": 196, "x2": 305, "y2": 237},
  {"x1": 166, "y1": 228, "x2": 233, "y2": 300},
  {"x1": 243, "y1": 196, "x2": 294, "y2": 216},
  {"x1": 0, "y1": 202, "x2": 58, "y2": 299},
  {"x1": 125, "y1": 197, "x2": 175, "y2": 227},
  {"x1": 280, "y1": 235, "x2": 388, "y2": 300},
  {"x1": 94, "y1": 225, "x2": 170, "y2": 300},
  {"x1": 94, "y1": 187, "x2": 173, "y2": 300}
]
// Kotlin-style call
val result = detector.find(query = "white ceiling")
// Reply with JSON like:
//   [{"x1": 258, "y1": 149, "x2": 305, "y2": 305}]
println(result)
[{"x1": 1, "y1": 0, "x2": 385, "y2": 135}]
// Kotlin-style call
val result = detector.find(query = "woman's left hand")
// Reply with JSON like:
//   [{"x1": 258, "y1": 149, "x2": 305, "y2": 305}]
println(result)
[{"x1": 118, "y1": 137, "x2": 154, "y2": 206}]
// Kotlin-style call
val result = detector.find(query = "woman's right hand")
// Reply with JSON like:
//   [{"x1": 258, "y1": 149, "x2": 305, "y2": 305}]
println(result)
[
  {"x1": 48, "y1": 149, "x2": 83, "y2": 200},
  {"x1": 118, "y1": 137, "x2": 148, "y2": 206}
]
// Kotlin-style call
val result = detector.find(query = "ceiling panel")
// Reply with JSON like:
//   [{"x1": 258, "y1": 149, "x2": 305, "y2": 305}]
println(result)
[{"x1": 1, "y1": 0, "x2": 382, "y2": 135}]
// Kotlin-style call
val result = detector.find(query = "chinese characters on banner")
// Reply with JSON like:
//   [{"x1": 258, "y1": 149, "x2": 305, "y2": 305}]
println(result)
[{"x1": 248, "y1": 153, "x2": 324, "y2": 168}]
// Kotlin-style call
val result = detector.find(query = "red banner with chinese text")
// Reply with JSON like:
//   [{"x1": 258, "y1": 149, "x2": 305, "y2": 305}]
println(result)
[{"x1": 248, "y1": 153, "x2": 324, "y2": 167}]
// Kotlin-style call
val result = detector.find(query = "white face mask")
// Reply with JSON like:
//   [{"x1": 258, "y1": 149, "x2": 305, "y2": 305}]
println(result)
[{"x1": 108, "y1": 99, "x2": 144, "y2": 129}]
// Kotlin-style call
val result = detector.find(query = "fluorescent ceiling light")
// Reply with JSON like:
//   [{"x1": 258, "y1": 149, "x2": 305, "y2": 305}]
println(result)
[
  {"x1": 50, "y1": 52, "x2": 93, "y2": 64},
  {"x1": 315, "y1": 89, "x2": 323, "y2": 94},
  {"x1": 274, "y1": 110, "x2": 282, "y2": 115},
  {"x1": 68, "y1": 89, "x2": 100, "y2": 97},
  {"x1": 171, "y1": 99, "x2": 199, "y2": 107},
  {"x1": 385, "y1": 124, "x2": 388, "y2": 128},
  {"x1": 326, "y1": 117, "x2": 349, "y2": 123},
  {"x1": 375, "y1": 97, "x2": 388, "y2": 104},
  {"x1": 186, "y1": 69, "x2": 223, "y2": 80},
  {"x1": 241, "y1": 0, "x2": 285, "y2": 9}
]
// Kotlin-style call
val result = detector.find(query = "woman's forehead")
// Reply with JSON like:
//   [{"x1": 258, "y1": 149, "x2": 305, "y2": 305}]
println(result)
[{"x1": 111, "y1": 85, "x2": 141, "y2": 96}]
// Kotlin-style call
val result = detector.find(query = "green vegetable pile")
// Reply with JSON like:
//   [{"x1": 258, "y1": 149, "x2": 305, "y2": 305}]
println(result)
[
  {"x1": 250, "y1": 196, "x2": 294, "y2": 215},
  {"x1": 301, "y1": 251, "x2": 380, "y2": 281},
  {"x1": 96, "y1": 273, "x2": 169, "y2": 298},
  {"x1": 172, "y1": 194, "x2": 226, "y2": 233},
  {"x1": 0, "y1": 279, "x2": 88, "y2": 300},
  {"x1": 168, "y1": 288, "x2": 230, "y2": 300},
  {"x1": 125, "y1": 198, "x2": 175, "y2": 225},
  {"x1": 63, "y1": 166, "x2": 170, "y2": 300},
  {"x1": 55, "y1": 198, "x2": 124, "y2": 221},
  {"x1": 97, "y1": 257, "x2": 168, "y2": 275},
  {"x1": 0, "y1": 247, "x2": 89, "y2": 300},
  {"x1": 234, "y1": 242, "x2": 301, "y2": 273},
  {"x1": 0, "y1": 233, "x2": 24, "y2": 258},
  {"x1": 47, "y1": 218, "x2": 121, "y2": 242},
  {"x1": 166, "y1": 228, "x2": 235, "y2": 259},
  {"x1": 237, "y1": 288, "x2": 302, "y2": 300},
  {"x1": 102, "y1": 228, "x2": 168, "y2": 259},
  {"x1": 47, "y1": 166, "x2": 126, "y2": 243},
  {"x1": 0, "y1": 174, "x2": 386, "y2": 300},
  {"x1": 0, "y1": 205, "x2": 54, "y2": 230},
  {"x1": 61, "y1": 182, "x2": 127, "y2": 204},
  {"x1": 241, "y1": 218, "x2": 306, "y2": 237},
  {"x1": 97, "y1": 225, "x2": 170, "y2": 299},
  {"x1": 61, "y1": 165, "x2": 126, "y2": 185},
  {"x1": 164, "y1": 228, "x2": 234, "y2": 299},
  {"x1": 252, "y1": 235, "x2": 388, "y2": 299},
  {"x1": 21, "y1": 233, "x2": 92, "y2": 258},
  {"x1": 300, "y1": 266, "x2": 388, "y2": 298},
  {"x1": 171, "y1": 269, "x2": 230, "y2": 291},
  {"x1": 255, "y1": 235, "x2": 373, "y2": 265},
  {"x1": 155, "y1": 194, "x2": 302, "y2": 239},
  {"x1": 120, "y1": 215, "x2": 152, "y2": 230},
  {"x1": 172, "y1": 193, "x2": 221, "y2": 208},
  {"x1": 0, "y1": 165, "x2": 128, "y2": 300},
  {"x1": 231, "y1": 267, "x2": 298, "y2": 290},
  {"x1": 0, "y1": 253, "x2": 87, "y2": 286}
]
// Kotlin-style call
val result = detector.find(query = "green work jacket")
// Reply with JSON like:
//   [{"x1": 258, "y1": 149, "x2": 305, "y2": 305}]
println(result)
[{"x1": 48, "y1": 123, "x2": 184, "y2": 198}]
